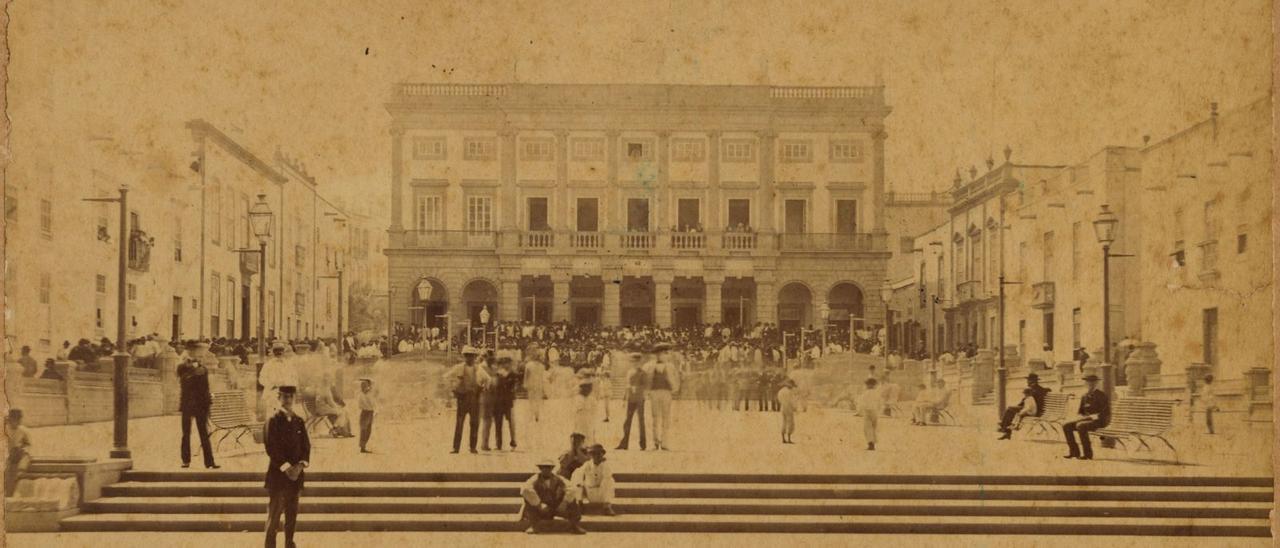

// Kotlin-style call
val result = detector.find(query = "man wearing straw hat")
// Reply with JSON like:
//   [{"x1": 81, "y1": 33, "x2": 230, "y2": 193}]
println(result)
[
  {"x1": 445, "y1": 346, "x2": 488, "y2": 454},
  {"x1": 519, "y1": 457, "x2": 586, "y2": 535},
  {"x1": 571, "y1": 444, "x2": 617, "y2": 516}
]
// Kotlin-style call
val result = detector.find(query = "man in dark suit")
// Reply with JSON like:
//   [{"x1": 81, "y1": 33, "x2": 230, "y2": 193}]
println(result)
[
  {"x1": 445, "y1": 347, "x2": 486, "y2": 454},
  {"x1": 177, "y1": 358, "x2": 218, "y2": 469},
  {"x1": 614, "y1": 345, "x2": 649, "y2": 450},
  {"x1": 1063, "y1": 374, "x2": 1110, "y2": 460},
  {"x1": 998, "y1": 373, "x2": 1051, "y2": 440},
  {"x1": 264, "y1": 385, "x2": 311, "y2": 548}
]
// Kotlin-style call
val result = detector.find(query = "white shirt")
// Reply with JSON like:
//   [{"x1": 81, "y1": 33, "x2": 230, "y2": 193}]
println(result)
[
  {"x1": 258, "y1": 357, "x2": 299, "y2": 390},
  {"x1": 856, "y1": 389, "x2": 883, "y2": 416}
]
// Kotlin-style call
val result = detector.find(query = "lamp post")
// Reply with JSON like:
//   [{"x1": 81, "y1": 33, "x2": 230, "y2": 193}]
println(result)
[
  {"x1": 84, "y1": 185, "x2": 131, "y2": 459},
  {"x1": 479, "y1": 305, "x2": 491, "y2": 349},
  {"x1": 1092, "y1": 204, "x2": 1129, "y2": 401},
  {"x1": 249, "y1": 195, "x2": 274, "y2": 367},
  {"x1": 927, "y1": 241, "x2": 943, "y2": 382},
  {"x1": 880, "y1": 278, "x2": 893, "y2": 373},
  {"x1": 995, "y1": 196, "x2": 1022, "y2": 420},
  {"x1": 436, "y1": 313, "x2": 451, "y2": 365},
  {"x1": 319, "y1": 270, "x2": 344, "y2": 338},
  {"x1": 819, "y1": 304, "x2": 830, "y2": 361}
]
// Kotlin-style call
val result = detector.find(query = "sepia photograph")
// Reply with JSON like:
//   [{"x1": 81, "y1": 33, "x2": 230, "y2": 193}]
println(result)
[{"x1": 1, "y1": 1, "x2": 1275, "y2": 546}]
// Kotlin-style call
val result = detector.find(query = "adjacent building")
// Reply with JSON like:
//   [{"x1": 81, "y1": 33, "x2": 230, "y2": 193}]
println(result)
[{"x1": 384, "y1": 83, "x2": 894, "y2": 332}]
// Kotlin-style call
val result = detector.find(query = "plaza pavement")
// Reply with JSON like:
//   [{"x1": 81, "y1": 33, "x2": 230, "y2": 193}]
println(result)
[{"x1": 22, "y1": 392, "x2": 1272, "y2": 478}]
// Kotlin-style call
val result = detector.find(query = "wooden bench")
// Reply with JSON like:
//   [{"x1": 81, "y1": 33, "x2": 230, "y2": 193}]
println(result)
[
  {"x1": 208, "y1": 391, "x2": 261, "y2": 451},
  {"x1": 1095, "y1": 397, "x2": 1180, "y2": 462},
  {"x1": 1020, "y1": 392, "x2": 1075, "y2": 436},
  {"x1": 301, "y1": 397, "x2": 334, "y2": 437}
]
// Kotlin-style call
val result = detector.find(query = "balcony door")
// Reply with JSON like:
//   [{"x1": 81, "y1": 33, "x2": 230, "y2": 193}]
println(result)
[
  {"x1": 627, "y1": 198, "x2": 650, "y2": 232},
  {"x1": 527, "y1": 197, "x2": 549, "y2": 231},
  {"x1": 677, "y1": 198, "x2": 700, "y2": 231},
  {"x1": 727, "y1": 199, "x2": 751, "y2": 230},
  {"x1": 836, "y1": 200, "x2": 858, "y2": 234},
  {"x1": 784, "y1": 199, "x2": 806, "y2": 234},
  {"x1": 576, "y1": 198, "x2": 599, "y2": 232}
]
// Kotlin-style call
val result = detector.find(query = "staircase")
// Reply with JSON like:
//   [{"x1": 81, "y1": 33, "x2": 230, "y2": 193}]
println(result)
[{"x1": 62, "y1": 471, "x2": 1273, "y2": 536}]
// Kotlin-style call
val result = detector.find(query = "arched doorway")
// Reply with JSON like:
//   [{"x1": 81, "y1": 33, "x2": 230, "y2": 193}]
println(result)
[
  {"x1": 462, "y1": 279, "x2": 498, "y2": 326},
  {"x1": 410, "y1": 277, "x2": 448, "y2": 329},
  {"x1": 777, "y1": 282, "x2": 813, "y2": 331},
  {"x1": 828, "y1": 282, "x2": 865, "y2": 330},
  {"x1": 569, "y1": 276, "x2": 604, "y2": 326}
]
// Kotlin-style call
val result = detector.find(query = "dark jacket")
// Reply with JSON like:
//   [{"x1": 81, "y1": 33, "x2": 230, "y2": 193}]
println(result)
[
  {"x1": 177, "y1": 362, "x2": 212, "y2": 415},
  {"x1": 263, "y1": 409, "x2": 311, "y2": 491},
  {"x1": 68, "y1": 345, "x2": 97, "y2": 365},
  {"x1": 494, "y1": 372, "x2": 519, "y2": 407},
  {"x1": 624, "y1": 367, "x2": 649, "y2": 403},
  {"x1": 1077, "y1": 388, "x2": 1110, "y2": 427}
]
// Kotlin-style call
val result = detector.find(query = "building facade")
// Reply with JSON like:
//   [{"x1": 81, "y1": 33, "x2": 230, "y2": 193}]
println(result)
[
  {"x1": 2, "y1": 120, "x2": 384, "y2": 359},
  {"x1": 384, "y1": 83, "x2": 894, "y2": 332}
]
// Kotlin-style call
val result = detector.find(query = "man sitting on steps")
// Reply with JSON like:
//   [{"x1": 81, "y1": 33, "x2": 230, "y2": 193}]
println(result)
[{"x1": 520, "y1": 458, "x2": 586, "y2": 535}]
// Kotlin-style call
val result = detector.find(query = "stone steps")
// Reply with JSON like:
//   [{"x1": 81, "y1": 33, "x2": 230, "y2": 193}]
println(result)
[{"x1": 62, "y1": 471, "x2": 1274, "y2": 536}]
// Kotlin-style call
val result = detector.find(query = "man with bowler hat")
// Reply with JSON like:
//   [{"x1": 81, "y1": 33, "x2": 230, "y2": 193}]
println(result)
[
  {"x1": 445, "y1": 346, "x2": 488, "y2": 453},
  {"x1": 615, "y1": 343, "x2": 650, "y2": 450},
  {"x1": 263, "y1": 384, "x2": 310, "y2": 548},
  {"x1": 997, "y1": 372, "x2": 1051, "y2": 440},
  {"x1": 177, "y1": 357, "x2": 219, "y2": 469},
  {"x1": 1063, "y1": 374, "x2": 1110, "y2": 460}
]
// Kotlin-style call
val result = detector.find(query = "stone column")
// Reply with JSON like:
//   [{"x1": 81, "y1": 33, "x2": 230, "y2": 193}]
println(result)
[
  {"x1": 655, "y1": 274, "x2": 673, "y2": 328},
  {"x1": 757, "y1": 130, "x2": 777, "y2": 233},
  {"x1": 552, "y1": 277, "x2": 570, "y2": 323},
  {"x1": 972, "y1": 348, "x2": 995, "y2": 402},
  {"x1": 657, "y1": 131, "x2": 671, "y2": 230},
  {"x1": 707, "y1": 131, "x2": 721, "y2": 232},
  {"x1": 555, "y1": 130, "x2": 570, "y2": 230},
  {"x1": 756, "y1": 281, "x2": 777, "y2": 325},
  {"x1": 500, "y1": 128, "x2": 518, "y2": 231},
  {"x1": 705, "y1": 278, "x2": 723, "y2": 324},
  {"x1": 390, "y1": 127, "x2": 405, "y2": 231},
  {"x1": 871, "y1": 129, "x2": 887, "y2": 233},
  {"x1": 156, "y1": 338, "x2": 181, "y2": 414},
  {"x1": 605, "y1": 130, "x2": 620, "y2": 231},
  {"x1": 602, "y1": 272, "x2": 621, "y2": 327},
  {"x1": 500, "y1": 278, "x2": 520, "y2": 322}
]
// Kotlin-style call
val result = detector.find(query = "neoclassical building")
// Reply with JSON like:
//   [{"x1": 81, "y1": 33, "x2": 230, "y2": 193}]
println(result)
[{"x1": 383, "y1": 83, "x2": 893, "y2": 331}]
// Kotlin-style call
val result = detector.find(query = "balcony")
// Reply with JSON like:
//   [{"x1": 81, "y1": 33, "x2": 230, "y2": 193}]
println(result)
[
  {"x1": 570, "y1": 232, "x2": 603, "y2": 250},
  {"x1": 956, "y1": 280, "x2": 982, "y2": 303},
  {"x1": 671, "y1": 232, "x2": 705, "y2": 250},
  {"x1": 400, "y1": 230, "x2": 497, "y2": 250},
  {"x1": 1031, "y1": 282, "x2": 1055, "y2": 309},
  {"x1": 777, "y1": 233, "x2": 884, "y2": 252},
  {"x1": 722, "y1": 232, "x2": 757, "y2": 251},
  {"x1": 127, "y1": 230, "x2": 153, "y2": 272},
  {"x1": 621, "y1": 232, "x2": 655, "y2": 250},
  {"x1": 521, "y1": 231, "x2": 554, "y2": 249}
]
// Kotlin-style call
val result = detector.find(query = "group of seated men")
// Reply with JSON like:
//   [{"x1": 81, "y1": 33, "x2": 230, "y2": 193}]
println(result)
[{"x1": 518, "y1": 434, "x2": 615, "y2": 535}]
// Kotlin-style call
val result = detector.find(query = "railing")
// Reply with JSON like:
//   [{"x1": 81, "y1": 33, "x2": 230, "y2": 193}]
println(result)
[
  {"x1": 127, "y1": 230, "x2": 152, "y2": 272},
  {"x1": 397, "y1": 84, "x2": 507, "y2": 97},
  {"x1": 401, "y1": 230, "x2": 498, "y2": 249},
  {"x1": 522, "y1": 231, "x2": 554, "y2": 249},
  {"x1": 671, "y1": 232, "x2": 705, "y2": 250},
  {"x1": 769, "y1": 86, "x2": 882, "y2": 100},
  {"x1": 571, "y1": 232, "x2": 603, "y2": 249},
  {"x1": 885, "y1": 191, "x2": 950, "y2": 205},
  {"x1": 1031, "y1": 282, "x2": 1055, "y2": 309},
  {"x1": 777, "y1": 233, "x2": 884, "y2": 252},
  {"x1": 723, "y1": 232, "x2": 757, "y2": 251},
  {"x1": 621, "y1": 232, "x2": 655, "y2": 249}
]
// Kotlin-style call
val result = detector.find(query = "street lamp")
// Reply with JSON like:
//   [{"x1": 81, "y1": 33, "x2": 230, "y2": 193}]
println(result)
[
  {"x1": 819, "y1": 303, "x2": 830, "y2": 361},
  {"x1": 249, "y1": 194, "x2": 274, "y2": 368},
  {"x1": 479, "y1": 305, "x2": 492, "y2": 349},
  {"x1": 1092, "y1": 204, "x2": 1121, "y2": 400},
  {"x1": 82, "y1": 185, "x2": 131, "y2": 459},
  {"x1": 880, "y1": 278, "x2": 893, "y2": 372}
]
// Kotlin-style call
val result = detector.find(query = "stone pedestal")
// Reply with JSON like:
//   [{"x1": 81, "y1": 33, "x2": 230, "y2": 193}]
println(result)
[
  {"x1": 192, "y1": 342, "x2": 218, "y2": 369},
  {"x1": 1123, "y1": 342, "x2": 1162, "y2": 396},
  {"x1": 156, "y1": 339, "x2": 181, "y2": 414},
  {"x1": 971, "y1": 349, "x2": 994, "y2": 402},
  {"x1": 1054, "y1": 361, "x2": 1076, "y2": 390}
]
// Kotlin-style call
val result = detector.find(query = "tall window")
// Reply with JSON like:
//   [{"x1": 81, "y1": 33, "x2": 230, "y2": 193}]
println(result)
[
  {"x1": 1042, "y1": 231, "x2": 1055, "y2": 281},
  {"x1": 466, "y1": 196, "x2": 493, "y2": 231},
  {"x1": 40, "y1": 198, "x2": 52, "y2": 237},
  {"x1": 527, "y1": 197, "x2": 549, "y2": 231},
  {"x1": 784, "y1": 199, "x2": 806, "y2": 234},
  {"x1": 268, "y1": 290, "x2": 276, "y2": 334},
  {"x1": 1203, "y1": 200, "x2": 1219, "y2": 240},
  {"x1": 1202, "y1": 308, "x2": 1218, "y2": 368},
  {"x1": 1042, "y1": 311, "x2": 1054, "y2": 352},
  {"x1": 971, "y1": 234, "x2": 982, "y2": 284},
  {"x1": 835, "y1": 200, "x2": 857, "y2": 234},
  {"x1": 210, "y1": 273, "x2": 221, "y2": 337},
  {"x1": 626, "y1": 198, "x2": 650, "y2": 231},
  {"x1": 1070, "y1": 222, "x2": 1081, "y2": 280},
  {"x1": 676, "y1": 198, "x2": 700, "y2": 230},
  {"x1": 240, "y1": 194, "x2": 250, "y2": 249},
  {"x1": 39, "y1": 273, "x2": 50, "y2": 305},
  {"x1": 227, "y1": 278, "x2": 237, "y2": 337},
  {"x1": 576, "y1": 198, "x2": 599, "y2": 231},
  {"x1": 727, "y1": 199, "x2": 751, "y2": 229},
  {"x1": 174, "y1": 218, "x2": 183, "y2": 262},
  {"x1": 96, "y1": 274, "x2": 107, "y2": 294},
  {"x1": 414, "y1": 195, "x2": 442, "y2": 230},
  {"x1": 1071, "y1": 308, "x2": 1081, "y2": 350},
  {"x1": 829, "y1": 140, "x2": 863, "y2": 162}
]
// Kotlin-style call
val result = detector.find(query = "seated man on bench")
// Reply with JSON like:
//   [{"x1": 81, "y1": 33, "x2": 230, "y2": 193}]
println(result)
[
  {"x1": 998, "y1": 373, "x2": 1050, "y2": 440},
  {"x1": 911, "y1": 379, "x2": 949, "y2": 425},
  {"x1": 1063, "y1": 374, "x2": 1110, "y2": 460}
]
